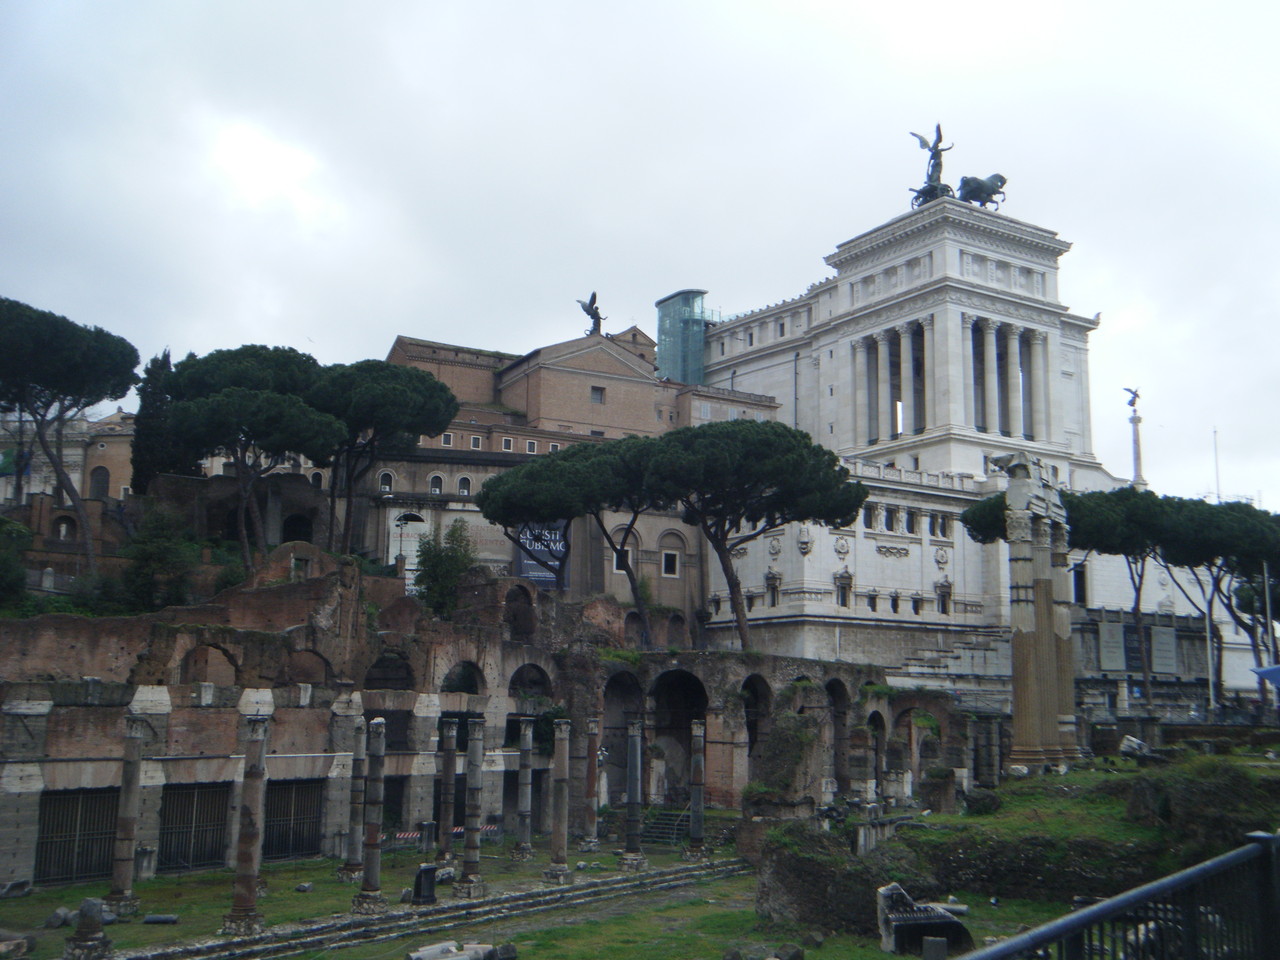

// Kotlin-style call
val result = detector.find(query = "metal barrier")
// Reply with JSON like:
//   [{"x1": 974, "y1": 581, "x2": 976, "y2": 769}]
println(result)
[{"x1": 957, "y1": 831, "x2": 1280, "y2": 960}]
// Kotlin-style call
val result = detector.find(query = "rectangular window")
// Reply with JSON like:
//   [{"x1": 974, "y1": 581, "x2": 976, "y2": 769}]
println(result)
[
  {"x1": 1073, "y1": 564, "x2": 1088, "y2": 605},
  {"x1": 526, "y1": 440, "x2": 537, "y2": 454},
  {"x1": 837, "y1": 583, "x2": 850, "y2": 607},
  {"x1": 441, "y1": 432, "x2": 453, "y2": 447},
  {"x1": 747, "y1": 332, "x2": 754, "y2": 346},
  {"x1": 699, "y1": 402, "x2": 711, "y2": 419},
  {"x1": 549, "y1": 443, "x2": 560, "y2": 453},
  {"x1": 883, "y1": 507, "x2": 897, "y2": 531},
  {"x1": 719, "y1": 341, "x2": 725, "y2": 355},
  {"x1": 502, "y1": 437, "x2": 513, "y2": 452},
  {"x1": 777, "y1": 321, "x2": 785, "y2": 337},
  {"x1": 661, "y1": 551, "x2": 679, "y2": 577},
  {"x1": 590, "y1": 386, "x2": 606, "y2": 404},
  {"x1": 613, "y1": 548, "x2": 631, "y2": 573},
  {"x1": 470, "y1": 436, "x2": 481, "y2": 449},
  {"x1": 589, "y1": 430, "x2": 605, "y2": 437},
  {"x1": 905, "y1": 511, "x2": 917, "y2": 535},
  {"x1": 863, "y1": 506, "x2": 876, "y2": 530}
]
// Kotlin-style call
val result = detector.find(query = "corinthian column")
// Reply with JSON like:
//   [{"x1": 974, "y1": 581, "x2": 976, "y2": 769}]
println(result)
[
  {"x1": 1005, "y1": 326, "x2": 1024, "y2": 439},
  {"x1": 1029, "y1": 331, "x2": 1048, "y2": 441},
  {"x1": 852, "y1": 338, "x2": 868, "y2": 447},
  {"x1": 920, "y1": 316, "x2": 934, "y2": 430},
  {"x1": 981, "y1": 319, "x2": 1000, "y2": 434},
  {"x1": 897, "y1": 322, "x2": 915, "y2": 436},
  {"x1": 874, "y1": 331, "x2": 892, "y2": 442},
  {"x1": 960, "y1": 315, "x2": 975, "y2": 427}
]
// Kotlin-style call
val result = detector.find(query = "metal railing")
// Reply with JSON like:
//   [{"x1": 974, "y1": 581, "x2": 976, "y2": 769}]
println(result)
[{"x1": 957, "y1": 831, "x2": 1280, "y2": 959}]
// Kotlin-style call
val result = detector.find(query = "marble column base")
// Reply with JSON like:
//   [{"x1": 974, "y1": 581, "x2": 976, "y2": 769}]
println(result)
[
  {"x1": 681, "y1": 845, "x2": 708, "y2": 862},
  {"x1": 335, "y1": 864, "x2": 364, "y2": 883},
  {"x1": 452, "y1": 879, "x2": 488, "y2": 899},
  {"x1": 351, "y1": 891, "x2": 388, "y2": 915},
  {"x1": 219, "y1": 913, "x2": 264, "y2": 937},
  {"x1": 577, "y1": 838, "x2": 600, "y2": 852},
  {"x1": 617, "y1": 852, "x2": 648, "y2": 872},
  {"x1": 103, "y1": 893, "x2": 140, "y2": 918},
  {"x1": 541, "y1": 863, "x2": 572, "y2": 885},
  {"x1": 510, "y1": 843, "x2": 534, "y2": 862},
  {"x1": 63, "y1": 936, "x2": 113, "y2": 960}
]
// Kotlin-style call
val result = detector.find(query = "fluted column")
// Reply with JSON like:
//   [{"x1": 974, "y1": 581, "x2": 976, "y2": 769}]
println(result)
[
  {"x1": 435, "y1": 719, "x2": 457, "y2": 862},
  {"x1": 1029, "y1": 331, "x2": 1048, "y2": 441},
  {"x1": 543, "y1": 719, "x2": 571, "y2": 884},
  {"x1": 619, "y1": 718, "x2": 648, "y2": 871},
  {"x1": 454, "y1": 718, "x2": 487, "y2": 898},
  {"x1": 960, "y1": 315, "x2": 975, "y2": 427},
  {"x1": 1005, "y1": 326, "x2": 1024, "y2": 439},
  {"x1": 513, "y1": 717, "x2": 534, "y2": 861},
  {"x1": 852, "y1": 339, "x2": 868, "y2": 447},
  {"x1": 580, "y1": 717, "x2": 600, "y2": 851},
  {"x1": 352, "y1": 718, "x2": 388, "y2": 914},
  {"x1": 981, "y1": 319, "x2": 1000, "y2": 434},
  {"x1": 897, "y1": 322, "x2": 915, "y2": 436},
  {"x1": 105, "y1": 716, "x2": 147, "y2": 917},
  {"x1": 874, "y1": 331, "x2": 892, "y2": 443},
  {"x1": 221, "y1": 715, "x2": 269, "y2": 936},
  {"x1": 920, "y1": 316, "x2": 934, "y2": 430},
  {"x1": 1051, "y1": 523, "x2": 1079, "y2": 758},
  {"x1": 338, "y1": 717, "x2": 366, "y2": 881}
]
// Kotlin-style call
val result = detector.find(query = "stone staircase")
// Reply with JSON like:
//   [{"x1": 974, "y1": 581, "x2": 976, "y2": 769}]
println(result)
[{"x1": 641, "y1": 807, "x2": 690, "y2": 845}]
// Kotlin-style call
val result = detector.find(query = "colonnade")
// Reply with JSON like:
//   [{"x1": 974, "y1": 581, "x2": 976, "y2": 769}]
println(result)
[{"x1": 850, "y1": 313, "x2": 1055, "y2": 446}]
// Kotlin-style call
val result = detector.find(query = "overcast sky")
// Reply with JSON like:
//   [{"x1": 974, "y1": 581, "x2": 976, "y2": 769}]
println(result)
[{"x1": 2, "y1": 1, "x2": 1277, "y2": 507}]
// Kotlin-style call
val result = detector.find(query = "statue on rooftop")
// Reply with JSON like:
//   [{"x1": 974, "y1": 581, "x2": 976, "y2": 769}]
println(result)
[
  {"x1": 908, "y1": 124, "x2": 955, "y2": 208},
  {"x1": 577, "y1": 291, "x2": 606, "y2": 335},
  {"x1": 957, "y1": 173, "x2": 1008, "y2": 210}
]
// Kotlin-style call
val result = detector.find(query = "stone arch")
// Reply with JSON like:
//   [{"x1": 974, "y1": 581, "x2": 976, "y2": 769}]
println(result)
[
  {"x1": 665, "y1": 613, "x2": 687, "y2": 649},
  {"x1": 379, "y1": 471, "x2": 394, "y2": 493},
  {"x1": 278, "y1": 650, "x2": 331, "y2": 686},
  {"x1": 740, "y1": 674, "x2": 773, "y2": 769},
  {"x1": 503, "y1": 585, "x2": 536, "y2": 642},
  {"x1": 429, "y1": 474, "x2": 444, "y2": 495},
  {"x1": 457, "y1": 476, "x2": 472, "y2": 496},
  {"x1": 649, "y1": 670, "x2": 708, "y2": 803},
  {"x1": 310, "y1": 471, "x2": 324, "y2": 489},
  {"x1": 53, "y1": 516, "x2": 77, "y2": 541},
  {"x1": 180, "y1": 644, "x2": 237, "y2": 686},
  {"x1": 88, "y1": 466, "x2": 110, "y2": 500},
  {"x1": 866, "y1": 710, "x2": 887, "y2": 799},
  {"x1": 364, "y1": 652, "x2": 414, "y2": 691},
  {"x1": 623, "y1": 611, "x2": 645, "y2": 648},
  {"x1": 508, "y1": 663, "x2": 552, "y2": 701},
  {"x1": 825, "y1": 678, "x2": 852, "y2": 795},
  {"x1": 441, "y1": 660, "x2": 485, "y2": 695},
  {"x1": 602, "y1": 671, "x2": 643, "y2": 806},
  {"x1": 889, "y1": 706, "x2": 943, "y2": 798},
  {"x1": 281, "y1": 513, "x2": 313, "y2": 544}
]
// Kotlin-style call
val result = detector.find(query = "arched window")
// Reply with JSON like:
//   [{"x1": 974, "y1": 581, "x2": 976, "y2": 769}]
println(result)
[
  {"x1": 311, "y1": 472, "x2": 323, "y2": 489},
  {"x1": 458, "y1": 477, "x2": 472, "y2": 496},
  {"x1": 54, "y1": 517, "x2": 77, "y2": 540},
  {"x1": 429, "y1": 475, "x2": 443, "y2": 495},
  {"x1": 379, "y1": 472, "x2": 393, "y2": 493},
  {"x1": 88, "y1": 466, "x2": 110, "y2": 500}
]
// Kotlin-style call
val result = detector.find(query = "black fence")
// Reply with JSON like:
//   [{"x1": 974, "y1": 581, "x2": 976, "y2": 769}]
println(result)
[
  {"x1": 33, "y1": 788, "x2": 119, "y2": 884},
  {"x1": 957, "y1": 831, "x2": 1280, "y2": 960},
  {"x1": 157, "y1": 782, "x2": 231, "y2": 873}
]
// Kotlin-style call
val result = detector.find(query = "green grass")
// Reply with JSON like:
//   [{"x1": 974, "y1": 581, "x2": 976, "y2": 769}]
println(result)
[{"x1": 0, "y1": 839, "x2": 711, "y2": 960}]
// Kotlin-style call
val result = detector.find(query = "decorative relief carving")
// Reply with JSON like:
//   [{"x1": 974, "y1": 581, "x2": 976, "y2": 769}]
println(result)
[
  {"x1": 767, "y1": 538, "x2": 782, "y2": 557},
  {"x1": 876, "y1": 545, "x2": 910, "y2": 559},
  {"x1": 730, "y1": 546, "x2": 748, "y2": 559},
  {"x1": 1006, "y1": 513, "x2": 1032, "y2": 541},
  {"x1": 833, "y1": 536, "x2": 850, "y2": 559},
  {"x1": 934, "y1": 547, "x2": 949, "y2": 567},
  {"x1": 797, "y1": 527, "x2": 813, "y2": 555}
]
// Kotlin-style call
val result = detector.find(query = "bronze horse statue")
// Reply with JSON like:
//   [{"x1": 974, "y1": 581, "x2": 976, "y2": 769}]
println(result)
[{"x1": 957, "y1": 174, "x2": 1007, "y2": 210}]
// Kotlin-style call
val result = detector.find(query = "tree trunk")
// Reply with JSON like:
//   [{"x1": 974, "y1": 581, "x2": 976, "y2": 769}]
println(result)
[
  {"x1": 234, "y1": 472, "x2": 254, "y2": 572},
  {"x1": 32, "y1": 416, "x2": 97, "y2": 573},
  {"x1": 598, "y1": 516, "x2": 651, "y2": 647},
  {"x1": 1127, "y1": 558, "x2": 1151, "y2": 706},
  {"x1": 709, "y1": 536, "x2": 750, "y2": 650}
]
